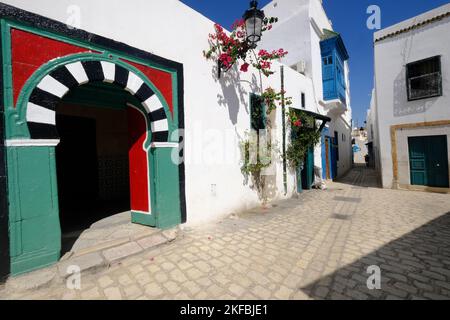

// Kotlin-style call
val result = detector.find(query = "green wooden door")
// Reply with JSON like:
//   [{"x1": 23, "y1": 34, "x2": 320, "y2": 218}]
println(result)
[
  {"x1": 408, "y1": 136, "x2": 449, "y2": 188},
  {"x1": 428, "y1": 136, "x2": 449, "y2": 188},
  {"x1": 301, "y1": 146, "x2": 315, "y2": 190},
  {"x1": 409, "y1": 137, "x2": 427, "y2": 186}
]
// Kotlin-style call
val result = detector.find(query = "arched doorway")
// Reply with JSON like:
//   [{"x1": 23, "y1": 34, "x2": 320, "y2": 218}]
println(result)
[
  {"x1": 55, "y1": 82, "x2": 149, "y2": 254},
  {"x1": 7, "y1": 55, "x2": 183, "y2": 275},
  {"x1": 32, "y1": 60, "x2": 167, "y2": 255}
]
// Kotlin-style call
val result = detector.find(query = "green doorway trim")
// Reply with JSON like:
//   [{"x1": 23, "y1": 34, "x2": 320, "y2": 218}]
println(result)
[
  {"x1": 1, "y1": 6, "x2": 186, "y2": 276},
  {"x1": 9, "y1": 53, "x2": 176, "y2": 141}
]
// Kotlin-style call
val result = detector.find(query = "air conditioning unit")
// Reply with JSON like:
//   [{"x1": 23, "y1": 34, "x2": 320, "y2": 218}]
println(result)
[{"x1": 296, "y1": 61, "x2": 306, "y2": 75}]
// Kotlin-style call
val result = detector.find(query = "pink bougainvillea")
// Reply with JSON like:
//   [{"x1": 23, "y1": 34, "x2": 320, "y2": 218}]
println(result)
[
  {"x1": 219, "y1": 53, "x2": 233, "y2": 69},
  {"x1": 240, "y1": 62, "x2": 250, "y2": 72},
  {"x1": 203, "y1": 16, "x2": 287, "y2": 77},
  {"x1": 293, "y1": 120, "x2": 302, "y2": 127}
]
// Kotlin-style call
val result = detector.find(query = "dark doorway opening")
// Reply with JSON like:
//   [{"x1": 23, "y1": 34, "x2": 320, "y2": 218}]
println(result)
[
  {"x1": 56, "y1": 84, "x2": 132, "y2": 255},
  {"x1": 56, "y1": 115, "x2": 99, "y2": 218}
]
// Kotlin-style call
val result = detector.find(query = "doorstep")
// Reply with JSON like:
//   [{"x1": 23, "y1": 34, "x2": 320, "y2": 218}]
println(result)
[{"x1": 2, "y1": 225, "x2": 181, "y2": 293}]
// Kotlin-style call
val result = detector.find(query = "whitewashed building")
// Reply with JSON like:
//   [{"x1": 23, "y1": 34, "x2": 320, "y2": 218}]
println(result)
[
  {"x1": 371, "y1": 3, "x2": 450, "y2": 192},
  {"x1": 366, "y1": 88, "x2": 381, "y2": 170},
  {"x1": 260, "y1": 0, "x2": 354, "y2": 181},
  {"x1": 0, "y1": 0, "x2": 352, "y2": 276}
]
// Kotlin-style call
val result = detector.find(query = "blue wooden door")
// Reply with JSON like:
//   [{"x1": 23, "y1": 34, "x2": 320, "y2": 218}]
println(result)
[
  {"x1": 321, "y1": 129, "x2": 332, "y2": 180},
  {"x1": 330, "y1": 138, "x2": 338, "y2": 180},
  {"x1": 322, "y1": 55, "x2": 335, "y2": 100},
  {"x1": 323, "y1": 136, "x2": 332, "y2": 180},
  {"x1": 408, "y1": 136, "x2": 449, "y2": 188}
]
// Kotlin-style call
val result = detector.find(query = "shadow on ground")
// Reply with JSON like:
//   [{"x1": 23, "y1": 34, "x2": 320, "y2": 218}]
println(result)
[
  {"x1": 300, "y1": 212, "x2": 450, "y2": 300},
  {"x1": 60, "y1": 200, "x2": 131, "y2": 255}
]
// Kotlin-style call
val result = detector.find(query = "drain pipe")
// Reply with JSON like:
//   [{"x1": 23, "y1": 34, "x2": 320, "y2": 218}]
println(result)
[{"x1": 281, "y1": 66, "x2": 287, "y2": 195}]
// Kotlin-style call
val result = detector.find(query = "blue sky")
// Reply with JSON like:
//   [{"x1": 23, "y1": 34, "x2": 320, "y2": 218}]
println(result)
[{"x1": 181, "y1": 0, "x2": 449, "y2": 127}]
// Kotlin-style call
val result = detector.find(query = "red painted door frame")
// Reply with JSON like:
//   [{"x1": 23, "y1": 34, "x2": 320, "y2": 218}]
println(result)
[{"x1": 127, "y1": 105, "x2": 151, "y2": 214}]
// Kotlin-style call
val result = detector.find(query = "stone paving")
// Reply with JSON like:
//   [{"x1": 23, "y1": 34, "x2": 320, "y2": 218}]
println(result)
[
  {"x1": 1, "y1": 166, "x2": 450, "y2": 300},
  {"x1": 62, "y1": 211, "x2": 159, "y2": 255}
]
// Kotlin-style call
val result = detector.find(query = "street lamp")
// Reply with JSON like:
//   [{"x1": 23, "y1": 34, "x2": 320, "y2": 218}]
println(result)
[
  {"x1": 218, "y1": 0, "x2": 266, "y2": 78},
  {"x1": 243, "y1": 0, "x2": 265, "y2": 49}
]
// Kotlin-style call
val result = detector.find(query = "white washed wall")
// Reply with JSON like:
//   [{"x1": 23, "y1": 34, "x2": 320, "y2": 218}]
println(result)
[
  {"x1": 374, "y1": 9, "x2": 450, "y2": 188},
  {"x1": 2, "y1": 0, "x2": 323, "y2": 224},
  {"x1": 366, "y1": 89, "x2": 382, "y2": 172},
  {"x1": 261, "y1": 0, "x2": 353, "y2": 178}
]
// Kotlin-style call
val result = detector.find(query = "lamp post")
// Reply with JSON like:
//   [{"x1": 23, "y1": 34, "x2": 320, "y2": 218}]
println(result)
[
  {"x1": 243, "y1": 0, "x2": 265, "y2": 49},
  {"x1": 218, "y1": 1, "x2": 265, "y2": 78}
]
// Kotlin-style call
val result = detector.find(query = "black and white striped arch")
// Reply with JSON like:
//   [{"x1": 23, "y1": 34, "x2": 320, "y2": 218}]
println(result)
[{"x1": 26, "y1": 60, "x2": 169, "y2": 142}]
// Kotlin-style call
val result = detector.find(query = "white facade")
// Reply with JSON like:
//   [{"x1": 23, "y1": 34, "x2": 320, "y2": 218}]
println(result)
[
  {"x1": 366, "y1": 88, "x2": 381, "y2": 171},
  {"x1": 260, "y1": 0, "x2": 353, "y2": 178},
  {"x1": 372, "y1": 3, "x2": 450, "y2": 191},
  {"x1": 1, "y1": 0, "x2": 351, "y2": 225}
]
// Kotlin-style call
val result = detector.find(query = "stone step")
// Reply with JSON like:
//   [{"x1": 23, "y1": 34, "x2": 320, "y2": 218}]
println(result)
[
  {"x1": 4, "y1": 227, "x2": 181, "y2": 293},
  {"x1": 66, "y1": 227, "x2": 160, "y2": 259}
]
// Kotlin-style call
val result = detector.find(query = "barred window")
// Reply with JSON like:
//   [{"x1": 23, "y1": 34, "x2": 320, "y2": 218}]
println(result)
[{"x1": 406, "y1": 56, "x2": 442, "y2": 101}]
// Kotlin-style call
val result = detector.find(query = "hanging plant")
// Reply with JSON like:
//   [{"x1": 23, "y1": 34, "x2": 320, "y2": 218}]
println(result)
[
  {"x1": 261, "y1": 87, "x2": 293, "y2": 114},
  {"x1": 203, "y1": 17, "x2": 287, "y2": 78},
  {"x1": 285, "y1": 109, "x2": 321, "y2": 169}
]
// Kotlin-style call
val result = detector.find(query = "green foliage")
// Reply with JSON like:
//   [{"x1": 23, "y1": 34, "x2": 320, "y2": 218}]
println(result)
[
  {"x1": 285, "y1": 109, "x2": 321, "y2": 169},
  {"x1": 240, "y1": 133, "x2": 273, "y2": 199},
  {"x1": 261, "y1": 87, "x2": 292, "y2": 114},
  {"x1": 240, "y1": 137, "x2": 272, "y2": 177}
]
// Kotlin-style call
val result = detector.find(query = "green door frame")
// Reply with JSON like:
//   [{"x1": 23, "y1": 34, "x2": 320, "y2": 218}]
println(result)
[{"x1": 0, "y1": 7, "x2": 186, "y2": 276}]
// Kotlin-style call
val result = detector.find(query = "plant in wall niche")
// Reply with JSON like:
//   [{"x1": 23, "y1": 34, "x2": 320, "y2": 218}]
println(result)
[
  {"x1": 240, "y1": 138, "x2": 272, "y2": 177},
  {"x1": 240, "y1": 133, "x2": 274, "y2": 203},
  {"x1": 285, "y1": 109, "x2": 321, "y2": 169},
  {"x1": 261, "y1": 87, "x2": 293, "y2": 115},
  {"x1": 203, "y1": 16, "x2": 287, "y2": 78}
]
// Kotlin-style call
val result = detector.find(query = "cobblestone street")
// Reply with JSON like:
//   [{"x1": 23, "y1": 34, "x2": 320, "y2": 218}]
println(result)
[{"x1": 1, "y1": 166, "x2": 450, "y2": 300}]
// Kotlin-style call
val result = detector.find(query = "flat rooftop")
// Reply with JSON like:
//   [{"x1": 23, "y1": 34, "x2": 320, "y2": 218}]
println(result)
[{"x1": 374, "y1": 3, "x2": 450, "y2": 43}]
